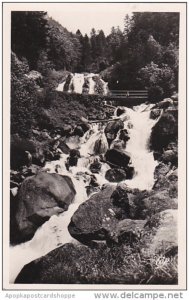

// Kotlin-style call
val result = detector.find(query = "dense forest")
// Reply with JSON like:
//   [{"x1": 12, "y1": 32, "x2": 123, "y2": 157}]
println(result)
[
  {"x1": 12, "y1": 11, "x2": 179, "y2": 87},
  {"x1": 11, "y1": 11, "x2": 179, "y2": 137}
]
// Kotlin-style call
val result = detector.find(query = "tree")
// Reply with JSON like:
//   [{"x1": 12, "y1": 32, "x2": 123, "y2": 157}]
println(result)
[
  {"x1": 107, "y1": 26, "x2": 124, "y2": 63},
  {"x1": 11, "y1": 11, "x2": 48, "y2": 69},
  {"x1": 124, "y1": 14, "x2": 133, "y2": 38},
  {"x1": 11, "y1": 52, "x2": 39, "y2": 137},
  {"x1": 46, "y1": 18, "x2": 82, "y2": 71},
  {"x1": 90, "y1": 28, "x2": 98, "y2": 60},
  {"x1": 81, "y1": 34, "x2": 92, "y2": 71},
  {"x1": 137, "y1": 62, "x2": 175, "y2": 99},
  {"x1": 128, "y1": 12, "x2": 179, "y2": 46}
]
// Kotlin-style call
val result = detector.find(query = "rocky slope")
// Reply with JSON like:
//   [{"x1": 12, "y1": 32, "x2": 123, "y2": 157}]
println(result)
[{"x1": 12, "y1": 95, "x2": 178, "y2": 284}]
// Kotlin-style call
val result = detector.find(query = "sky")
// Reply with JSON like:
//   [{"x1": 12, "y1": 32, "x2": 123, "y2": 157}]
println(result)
[{"x1": 47, "y1": 3, "x2": 134, "y2": 36}]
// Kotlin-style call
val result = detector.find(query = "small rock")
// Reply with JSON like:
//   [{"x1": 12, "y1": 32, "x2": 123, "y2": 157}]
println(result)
[
  {"x1": 150, "y1": 109, "x2": 161, "y2": 120},
  {"x1": 105, "y1": 168, "x2": 127, "y2": 182},
  {"x1": 104, "y1": 119, "x2": 124, "y2": 145},
  {"x1": 119, "y1": 129, "x2": 130, "y2": 142},
  {"x1": 74, "y1": 126, "x2": 84, "y2": 137},
  {"x1": 89, "y1": 159, "x2": 102, "y2": 174}
]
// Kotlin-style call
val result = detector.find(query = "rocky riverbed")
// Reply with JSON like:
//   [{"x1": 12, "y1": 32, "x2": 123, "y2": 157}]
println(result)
[{"x1": 10, "y1": 96, "x2": 178, "y2": 284}]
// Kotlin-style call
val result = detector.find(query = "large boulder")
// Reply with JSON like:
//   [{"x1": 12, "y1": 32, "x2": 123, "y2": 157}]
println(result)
[
  {"x1": 15, "y1": 172, "x2": 76, "y2": 242},
  {"x1": 128, "y1": 188, "x2": 177, "y2": 220},
  {"x1": 68, "y1": 185, "x2": 118, "y2": 244},
  {"x1": 116, "y1": 181, "x2": 177, "y2": 220},
  {"x1": 15, "y1": 237, "x2": 177, "y2": 284},
  {"x1": 105, "y1": 149, "x2": 131, "y2": 168},
  {"x1": 112, "y1": 219, "x2": 147, "y2": 244},
  {"x1": 12, "y1": 242, "x2": 142, "y2": 284},
  {"x1": 15, "y1": 243, "x2": 92, "y2": 284},
  {"x1": 150, "y1": 111, "x2": 178, "y2": 151},
  {"x1": 104, "y1": 119, "x2": 124, "y2": 145},
  {"x1": 141, "y1": 209, "x2": 178, "y2": 256}
]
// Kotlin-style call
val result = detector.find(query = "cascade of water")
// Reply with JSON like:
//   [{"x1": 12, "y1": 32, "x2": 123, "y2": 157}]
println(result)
[
  {"x1": 101, "y1": 79, "x2": 108, "y2": 95},
  {"x1": 56, "y1": 73, "x2": 108, "y2": 95},
  {"x1": 56, "y1": 81, "x2": 65, "y2": 92},
  {"x1": 118, "y1": 104, "x2": 160, "y2": 190},
  {"x1": 72, "y1": 73, "x2": 85, "y2": 94},
  {"x1": 9, "y1": 155, "x2": 87, "y2": 283},
  {"x1": 10, "y1": 103, "x2": 160, "y2": 283}
]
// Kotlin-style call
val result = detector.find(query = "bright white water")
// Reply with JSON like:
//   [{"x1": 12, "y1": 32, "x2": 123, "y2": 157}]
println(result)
[
  {"x1": 88, "y1": 74, "x2": 96, "y2": 94},
  {"x1": 56, "y1": 81, "x2": 65, "y2": 92},
  {"x1": 56, "y1": 73, "x2": 108, "y2": 95},
  {"x1": 117, "y1": 104, "x2": 161, "y2": 190},
  {"x1": 10, "y1": 103, "x2": 160, "y2": 283},
  {"x1": 71, "y1": 73, "x2": 85, "y2": 94}
]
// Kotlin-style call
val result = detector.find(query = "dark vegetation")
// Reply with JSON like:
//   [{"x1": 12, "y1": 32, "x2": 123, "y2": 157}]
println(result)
[
  {"x1": 11, "y1": 11, "x2": 179, "y2": 138},
  {"x1": 11, "y1": 11, "x2": 179, "y2": 284},
  {"x1": 15, "y1": 243, "x2": 177, "y2": 284}
]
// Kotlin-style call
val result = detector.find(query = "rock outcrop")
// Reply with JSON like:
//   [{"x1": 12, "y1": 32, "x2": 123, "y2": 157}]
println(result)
[
  {"x1": 14, "y1": 172, "x2": 76, "y2": 242},
  {"x1": 105, "y1": 168, "x2": 127, "y2": 182},
  {"x1": 141, "y1": 209, "x2": 178, "y2": 256},
  {"x1": 68, "y1": 185, "x2": 117, "y2": 244},
  {"x1": 104, "y1": 119, "x2": 124, "y2": 145},
  {"x1": 150, "y1": 111, "x2": 178, "y2": 152},
  {"x1": 105, "y1": 149, "x2": 131, "y2": 168}
]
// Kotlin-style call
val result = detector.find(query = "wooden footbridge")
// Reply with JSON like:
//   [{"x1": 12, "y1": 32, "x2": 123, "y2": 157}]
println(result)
[{"x1": 105, "y1": 90, "x2": 148, "y2": 106}]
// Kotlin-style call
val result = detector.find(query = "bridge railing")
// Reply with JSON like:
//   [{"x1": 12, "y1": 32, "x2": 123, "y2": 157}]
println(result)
[{"x1": 109, "y1": 90, "x2": 148, "y2": 99}]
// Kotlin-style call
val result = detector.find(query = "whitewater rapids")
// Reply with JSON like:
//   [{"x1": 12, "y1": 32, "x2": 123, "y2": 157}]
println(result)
[{"x1": 10, "y1": 103, "x2": 160, "y2": 283}]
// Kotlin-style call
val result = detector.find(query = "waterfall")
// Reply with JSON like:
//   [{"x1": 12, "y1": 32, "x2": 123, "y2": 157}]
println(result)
[
  {"x1": 56, "y1": 81, "x2": 65, "y2": 92},
  {"x1": 10, "y1": 103, "x2": 160, "y2": 283},
  {"x1": 56, "y1": 73, "x2": 108, "y2": 95},
  {"x1": 72, "y1": 73, "x2": 85, "y2": 94},
  {"x1": 117, "y1": 104, "x2": 160, "y2": 190}
]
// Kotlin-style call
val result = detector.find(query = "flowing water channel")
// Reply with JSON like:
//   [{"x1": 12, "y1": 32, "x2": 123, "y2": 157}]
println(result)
[{"x1": 10, "y1": 99, "x2": 160, "y2": 284}]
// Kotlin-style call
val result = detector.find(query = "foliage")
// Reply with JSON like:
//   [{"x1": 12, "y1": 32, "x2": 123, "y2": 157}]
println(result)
[
  {"x1": 11, "y1": 11, "x2": 180, "y2": 140},
  {"x1": 46, "y1": 18, "x2": 81, "y2": 71},
  {"x1": 137, "y1": 62, "x2": 175, "y2": 99},
  {"x1": 37, "y1": 91, "x2": 107, "y2": 131},
  {"x1": 11, "y1": 52, "x2": 39, "y2": 137},
  {"x1": 11, "y1": 11, "x2": 179, "y2": 98},
  {"x1": 16, "y1": 243, "x2": 178, "y2": 284},
  {"x1": 11, "y1": 11, "x2": 48, "y2": 69}
]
